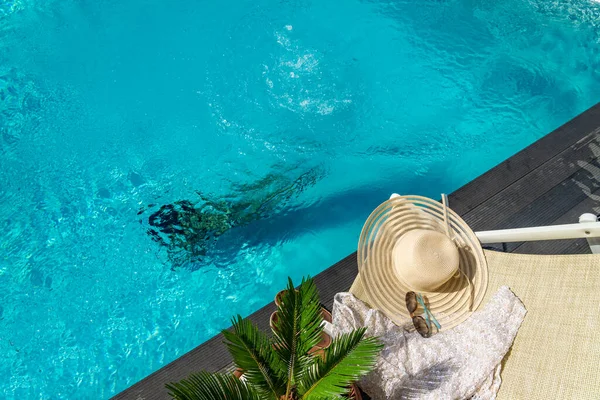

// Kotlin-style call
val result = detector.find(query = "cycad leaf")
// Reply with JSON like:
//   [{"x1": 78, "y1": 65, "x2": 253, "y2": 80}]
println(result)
[
  {"x1": 272, "y1": 277, "x2": 323, "y2": 391},
  {"x1": 166, "y1": 371, "x2": 260, "y2": 400},
  {"x1": 298, "y1": 328, "x2": 383, "y2": 399},
  {"x1": 223, "y1": 316, "x2": 285, "y2": 398}
]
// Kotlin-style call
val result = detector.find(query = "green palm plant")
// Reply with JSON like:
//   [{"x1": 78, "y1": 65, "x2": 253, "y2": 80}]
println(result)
[{"x1": 166, "y1": 276, "x2": 382, "y2": 400}]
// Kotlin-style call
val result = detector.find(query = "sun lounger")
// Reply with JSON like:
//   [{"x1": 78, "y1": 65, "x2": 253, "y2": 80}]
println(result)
[{"x1": 349, "y1": 194, "x2": 600, "y2": 399}]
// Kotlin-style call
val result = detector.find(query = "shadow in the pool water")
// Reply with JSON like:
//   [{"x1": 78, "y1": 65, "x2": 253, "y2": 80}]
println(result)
[
  {"x1": 140, "y1": 164, "x2": 447, "y2": 271},
  {"x1": 139, "y1": 167, "x2": 324, "y2": 270}
]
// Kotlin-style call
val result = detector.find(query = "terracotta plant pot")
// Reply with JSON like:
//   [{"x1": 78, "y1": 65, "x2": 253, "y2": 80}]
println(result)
[
  {"x1": 321, "y1": 308, "x2": 332, "y2": 323},
  {"x1": 232, "y1": 368, "x2": 244, "y2": 379},
  {"x1": 310, "y1": 308, "x2": 333, "y2": 356},
  {"x1": 274, "y1": 289, "x2": 299, "y2": 307},
  {"x1": 271, "y1": 308, "x2": 333, "y2": 358},
  {"x1": 347, "y1": 382, "x2": 363, "y2": 400},
  {"x1": 308, "y1": 329, "x2": 332, "y2": 357},
  {"x1": 270, "y1": 310, "x2": 279, "y2": 331}
]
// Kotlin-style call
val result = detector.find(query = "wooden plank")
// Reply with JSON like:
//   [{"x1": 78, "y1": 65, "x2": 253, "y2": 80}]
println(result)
[
  {"x1": 472, "y1": 153, "x2": 600, "y2": 253},
  {"x1": 510, "y1": 184, "x2": 600, "y2": 255},
  {"x1": 450, "y1": 102, "x2": 600, "y2": 216},
  {"x1": 313, "y1": 252, "x2": 359, "y2": 311},
  {"x1": 459, "y1": 129, "x2": 600, "y2": 232}
]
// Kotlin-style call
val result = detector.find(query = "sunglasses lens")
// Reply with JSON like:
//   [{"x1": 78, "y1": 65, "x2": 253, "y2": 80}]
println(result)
[
  {"x1": 412, "y1": 316, "x2": 431, "y2": 338},
  {"x1": 405, "y1": 291, "x2": 417, "y2": 314}
]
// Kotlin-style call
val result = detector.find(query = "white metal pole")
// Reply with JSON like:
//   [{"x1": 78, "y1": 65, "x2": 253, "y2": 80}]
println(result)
[{"x1": 475, "y1": 220, "x2": 600, "y2": 244}]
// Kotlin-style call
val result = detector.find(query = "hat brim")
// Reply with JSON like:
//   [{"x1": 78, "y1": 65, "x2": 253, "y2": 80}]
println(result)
[{"x1": 357, "y1": 195, "x2": 488, "y2": 330}]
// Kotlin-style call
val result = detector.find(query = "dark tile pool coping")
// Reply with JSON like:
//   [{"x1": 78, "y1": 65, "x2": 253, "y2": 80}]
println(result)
[{"x1": 113, "y1": 102, "x2": 600, "y2": 399}]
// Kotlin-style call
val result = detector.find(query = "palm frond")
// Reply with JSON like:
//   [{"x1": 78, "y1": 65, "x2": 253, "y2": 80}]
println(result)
[
  {"x1": 298, "y1": 328, "x2": 383, "y2": 399},
  {"x1": 271, "y1": 277, "x2": 324, "y2": 396},
  {"x1": 296, "y1": 277, "x2": 326, "y2": 364},
  {"x1": 166, "y1": 371, "x2": 261, "y2": 400},
  {"x1": 223, "y1": 316, "x2": 286, "y2": 398}
]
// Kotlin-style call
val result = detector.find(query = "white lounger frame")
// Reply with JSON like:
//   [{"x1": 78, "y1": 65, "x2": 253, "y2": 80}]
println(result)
[{"x1": 389, "y1": 193, "x2": 600, "y2": 254}]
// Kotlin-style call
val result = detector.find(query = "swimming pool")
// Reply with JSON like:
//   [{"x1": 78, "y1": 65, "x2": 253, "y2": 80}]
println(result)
[{"x1": 1, "y1": 0, "x2": 600, "y2": 397}]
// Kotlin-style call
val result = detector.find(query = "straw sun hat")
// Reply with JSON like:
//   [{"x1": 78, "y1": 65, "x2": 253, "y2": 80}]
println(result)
[{"x1": 357, "y1": 194, "x2": 488, "y2": 330}]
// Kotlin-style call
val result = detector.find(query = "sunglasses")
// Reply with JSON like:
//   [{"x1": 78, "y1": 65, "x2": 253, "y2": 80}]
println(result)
[{"x1": 405, "y1": 291, "x2": 441, "y2": 338}]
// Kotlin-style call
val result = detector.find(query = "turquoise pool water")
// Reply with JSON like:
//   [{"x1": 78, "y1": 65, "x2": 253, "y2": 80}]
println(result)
[{"x1": 1, "y1": 0, "x2": 600, "y2": 397}]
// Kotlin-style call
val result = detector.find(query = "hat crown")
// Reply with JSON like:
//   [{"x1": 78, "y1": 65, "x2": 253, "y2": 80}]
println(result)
[{"x1": 392, "y1": 229, "x2": 459, "y2": 292}]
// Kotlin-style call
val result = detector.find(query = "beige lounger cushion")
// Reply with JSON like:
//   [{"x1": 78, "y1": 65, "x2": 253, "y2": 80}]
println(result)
[{"x1": 350, "y1": 249, "x2": 600, "y2": 399}]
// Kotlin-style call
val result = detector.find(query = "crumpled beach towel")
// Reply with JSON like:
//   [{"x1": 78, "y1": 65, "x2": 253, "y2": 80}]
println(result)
[{"x1": 331, "y1": 286, "x2": 526, "y2": 400}]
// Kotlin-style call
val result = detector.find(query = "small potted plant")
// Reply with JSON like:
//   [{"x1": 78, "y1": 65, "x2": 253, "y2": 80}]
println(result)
[{"x1": 166, "y1": 276, "x2": 382, "y2": 399}]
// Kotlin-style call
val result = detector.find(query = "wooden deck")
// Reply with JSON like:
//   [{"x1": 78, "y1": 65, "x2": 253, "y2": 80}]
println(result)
[{"x1": 113, "y1": 102, "x2": 600, "y2": 400}]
